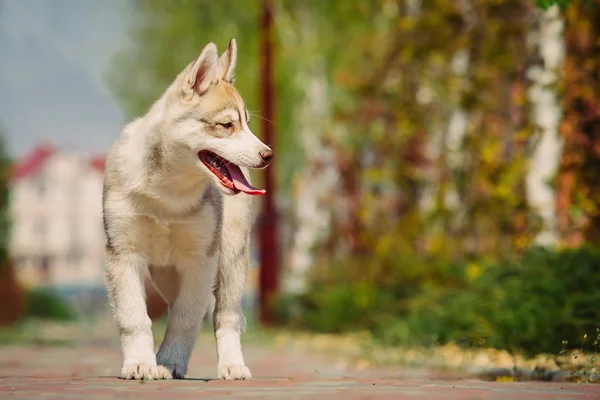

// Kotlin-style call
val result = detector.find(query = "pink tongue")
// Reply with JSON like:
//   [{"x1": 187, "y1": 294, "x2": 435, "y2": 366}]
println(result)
[{"x1": 225, "y1": 164, "x2": 265, "y2": 195}]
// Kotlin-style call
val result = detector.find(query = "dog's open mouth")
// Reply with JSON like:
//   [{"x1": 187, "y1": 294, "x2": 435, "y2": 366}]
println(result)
[{"x1": 198, "y1": 151, "x2": 265, "y2": 195}]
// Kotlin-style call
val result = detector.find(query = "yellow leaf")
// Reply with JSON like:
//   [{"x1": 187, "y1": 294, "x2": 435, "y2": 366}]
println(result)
[{"x1": 466, "y1": 263, "x2": 482, "y2": 281}]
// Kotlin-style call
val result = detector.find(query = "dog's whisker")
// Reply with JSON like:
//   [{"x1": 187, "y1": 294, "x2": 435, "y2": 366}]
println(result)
[{"x1": 249, "y1": 113, "x2": 274, "y2": 124}]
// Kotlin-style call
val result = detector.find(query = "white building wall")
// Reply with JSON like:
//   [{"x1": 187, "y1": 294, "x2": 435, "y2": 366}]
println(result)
[{"x1": 10, "y1": 150, "x2": 106, "y2": 288}]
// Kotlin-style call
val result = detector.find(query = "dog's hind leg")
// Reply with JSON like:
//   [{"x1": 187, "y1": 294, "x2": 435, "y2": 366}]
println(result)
[{"x1": 155, "y1": 260, "x2": 217, "y2": 379}]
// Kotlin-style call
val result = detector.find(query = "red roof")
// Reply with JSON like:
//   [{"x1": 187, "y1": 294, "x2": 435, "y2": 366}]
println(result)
[
  {"x1": 89, "y1": 156, "x2": 106, "y2": 173},
  {"x1": 11, "y1": 145, "x2": 106, "y2": 181},
  {"x1": 12, "y1": 144, "x2": 57, "y2": 180}
]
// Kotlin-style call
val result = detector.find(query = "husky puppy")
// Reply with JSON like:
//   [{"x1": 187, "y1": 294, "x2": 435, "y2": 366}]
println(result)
[{"x1": 102, "y1": 39, "x2": 272, "y2": 380}]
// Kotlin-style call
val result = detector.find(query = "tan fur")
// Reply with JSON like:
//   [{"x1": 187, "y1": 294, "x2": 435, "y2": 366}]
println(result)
[{"x1": 102, "y1": 39, "x2": 271, "y2": 380}]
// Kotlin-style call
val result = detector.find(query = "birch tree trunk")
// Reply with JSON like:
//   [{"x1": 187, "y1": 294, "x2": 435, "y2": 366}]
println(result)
[{"x1": 526, "y1": 5, "x2": 565, "y2": 246}]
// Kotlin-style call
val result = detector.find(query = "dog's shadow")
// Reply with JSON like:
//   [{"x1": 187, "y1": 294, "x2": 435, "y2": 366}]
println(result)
[
  {"x1": 178, "y1": 377, "x2": 212, "y2": 382},
  {"x1": 102, "y1": 376, "x2": 263, "y2": 382},
  {"x1": 102, "y1": 376, "x2": 211, "y2": 382},
  {"x1": 101, "y1": 375, "x2": 285, "y2": 383}
]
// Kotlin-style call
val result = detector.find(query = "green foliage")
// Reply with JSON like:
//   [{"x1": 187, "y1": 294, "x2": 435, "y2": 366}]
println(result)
[
  {"x1": 302, "y1": 0, "x2": 543, "y2": 262},
  {"x1": 484, "y1": 247, "x2": 600, "y2": 355},
  {"x1": 281, "y1": 247, "x2": 600, "y2": 357},
  {"x1": 25, "y1": 288, "x2": 76, "y2": 321},
  {"x1": 108, "y1": 0, "x2": 259, "y2": 119},
  {"x1": 399, "y1": 248, "x2": 600, "y2": 356},
  {"x1": 0, "y1": 130, "x2": 11, "y2": 268},
  {"x1": 557, "y1": 1, "x2": 600, "y2": 244},
  {"x1": 536, "y1": 0, "x2": 571, "y2": 9},
  {"x1": 278, "y1": 249, "x2": 469, "y2": 336}
]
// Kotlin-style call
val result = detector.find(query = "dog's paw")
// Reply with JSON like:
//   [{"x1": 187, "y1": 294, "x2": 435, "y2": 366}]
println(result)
[
  {"x1": 157, "y1": 362, "x2": 186, "y2": 379},
  {"x1": 121, "y1": 363, "x2": 162, "y2": 380},
  {"x1": 218, "y1": 364, "x2": 252, "y2": 380},
  {"x1": 156, "y1": 365, "x2": 174, "y2": 379}
]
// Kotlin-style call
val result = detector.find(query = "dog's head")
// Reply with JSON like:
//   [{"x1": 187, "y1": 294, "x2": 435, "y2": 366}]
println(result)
[{"x1": 162, "y1": 39, "x2": 272, "y2": 196}]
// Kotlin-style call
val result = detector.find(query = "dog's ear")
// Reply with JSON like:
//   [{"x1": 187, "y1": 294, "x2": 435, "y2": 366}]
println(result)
[
  {"x1": 185, "y1": 42, "x2": 219, "y2": 97},
  {"x1": 217, "y1": 38, "x2": 237, "y2": 84}
]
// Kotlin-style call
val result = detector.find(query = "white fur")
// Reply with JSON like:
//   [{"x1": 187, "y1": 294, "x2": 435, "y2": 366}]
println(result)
[{"x1": 103, "y1": 39, "x2": 270, "y2": 381}]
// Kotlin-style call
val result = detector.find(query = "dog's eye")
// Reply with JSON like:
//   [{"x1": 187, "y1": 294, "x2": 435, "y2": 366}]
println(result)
[{"x1": 218, "y1": 122, "x2": 234, "y2": 129}]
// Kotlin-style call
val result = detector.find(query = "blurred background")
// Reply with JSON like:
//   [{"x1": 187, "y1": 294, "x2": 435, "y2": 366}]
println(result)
[{"x1": 0, "y1": 0, "x2": 599, "y2": 365}]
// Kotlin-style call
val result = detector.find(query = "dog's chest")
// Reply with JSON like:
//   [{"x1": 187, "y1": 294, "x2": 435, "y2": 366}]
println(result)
[{"x1": 142, "y1": 216, "x2": 218, "y2": 267}]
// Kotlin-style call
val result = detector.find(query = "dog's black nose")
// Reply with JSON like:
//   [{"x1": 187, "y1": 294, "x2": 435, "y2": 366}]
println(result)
[{"x1": 260, "y1": 149, "x2": 273, "y2": 164}]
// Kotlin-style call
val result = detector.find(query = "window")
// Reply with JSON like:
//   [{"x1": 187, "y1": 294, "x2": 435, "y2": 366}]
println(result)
[
  {"x1": 68, "y1": 215, "x2": 82, "y2": 266},
  {"x1": 66, "y1": 244, "x2": 83, "y2": 266},
  {"x1": 36, "y1": 175, "x2": 46, "y2": 198},
  {"x1": 41, "y1": 256, "x2": 51, "y2": 272},
  {"x1": 34, "y1": 218, "x2": 46, "y2": 238}
]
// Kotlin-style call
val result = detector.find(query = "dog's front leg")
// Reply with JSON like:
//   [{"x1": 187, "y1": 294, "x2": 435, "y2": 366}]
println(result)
[
  {"x1": 213, "y1": 234, "x2": 252, "y2": 380},
  {"x1": 105, "y1": 251, "x2": 166, "y2": 380}
]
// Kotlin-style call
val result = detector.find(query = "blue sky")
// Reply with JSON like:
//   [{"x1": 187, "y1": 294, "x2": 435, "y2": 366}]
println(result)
[{"x1": 0, "y1": 0, "x2": 133, "y2": 157}]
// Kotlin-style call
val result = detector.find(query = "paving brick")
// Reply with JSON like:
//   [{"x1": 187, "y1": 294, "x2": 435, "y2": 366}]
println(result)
[{"x1": 0, "y1": 322, "x2": 598, "y2": 399}]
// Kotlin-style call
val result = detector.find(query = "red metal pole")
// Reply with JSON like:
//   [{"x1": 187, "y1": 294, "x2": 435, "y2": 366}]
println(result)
[{"x1": 258, "y1": 0, "x2": 279, "y2": 325}]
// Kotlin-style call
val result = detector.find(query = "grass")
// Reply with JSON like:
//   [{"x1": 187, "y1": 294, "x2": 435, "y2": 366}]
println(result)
[
  {"x1": 268, "y1": 329, "x2": 600, "y2": 383},
  {"x1": 0, "y1": 319, "x2": 75, "y2": 347}
]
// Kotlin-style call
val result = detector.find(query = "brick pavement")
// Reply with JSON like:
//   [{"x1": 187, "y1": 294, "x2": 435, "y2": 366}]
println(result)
[{"x1": 0, "y1": 321, "x2": 598, "y2": 399}]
